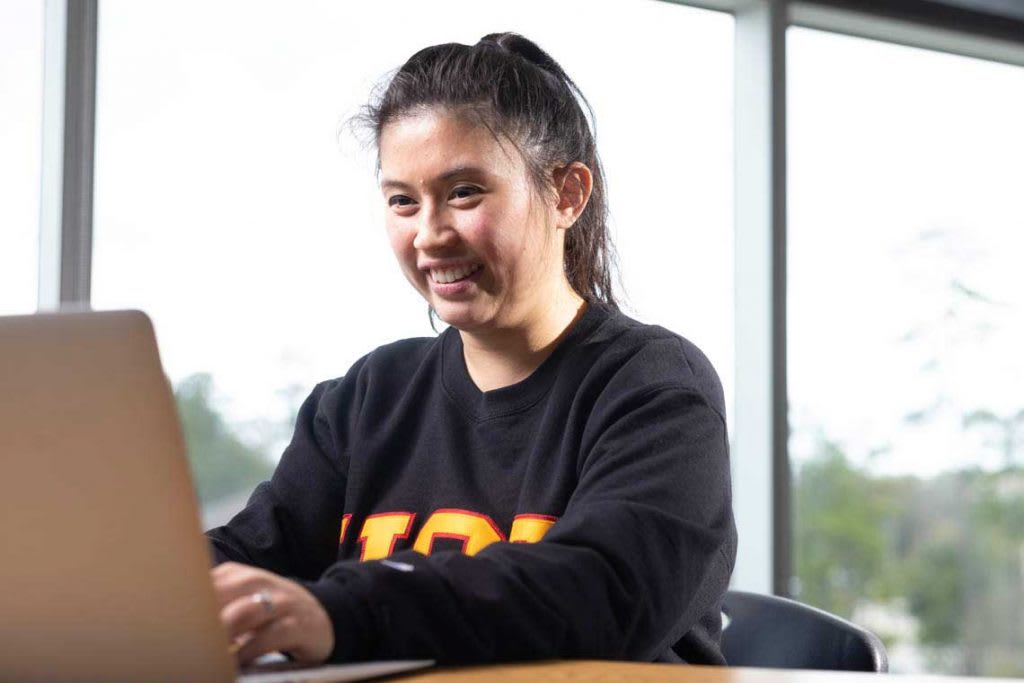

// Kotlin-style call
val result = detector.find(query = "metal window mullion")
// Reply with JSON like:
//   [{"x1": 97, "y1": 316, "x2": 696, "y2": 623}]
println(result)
[
  {"x1": 732, "y1": 0, "x2": 790, "y2": 596},
  {"x1": 38, "y1": 0, "x2": 97, "y2": 311}
]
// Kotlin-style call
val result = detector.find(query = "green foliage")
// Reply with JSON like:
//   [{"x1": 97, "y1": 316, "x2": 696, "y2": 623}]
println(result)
[
  {"x1": 173, "y1": 373, "x2": 274, "y2": 505},
  {"x1": 793, "y1": 444, "x2": 1024, "y2": 676},
  {"x1": 904, "y1": 540, "x2": 964, "y2": 645},
  {"x1": 793, "y1": 442, "x2": 904, "y2": 617},
  {"x1": 792, "y1": 231, "x2": 1024, "y2": 674}
]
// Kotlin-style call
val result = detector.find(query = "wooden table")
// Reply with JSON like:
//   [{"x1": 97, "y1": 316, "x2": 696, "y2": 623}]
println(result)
[{"x1": 396, "y1": 661, "x2": 1024, "y2": 682}]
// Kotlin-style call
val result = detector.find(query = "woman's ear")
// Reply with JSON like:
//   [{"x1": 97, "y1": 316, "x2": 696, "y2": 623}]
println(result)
[{"x1": 553, "y1": 162, "x2": 593, "y2": 230}]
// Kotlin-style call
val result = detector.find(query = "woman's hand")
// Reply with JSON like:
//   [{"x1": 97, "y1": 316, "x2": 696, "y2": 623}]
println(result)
[{"x1": 212, "y1": 562, "x2": 335, "y2": 667}]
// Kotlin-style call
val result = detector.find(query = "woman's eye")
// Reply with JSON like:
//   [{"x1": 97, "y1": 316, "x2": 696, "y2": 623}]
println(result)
[
  {"x1": 388, "y1": 195, "x2": 415, "y2": 208},
  {"x1": 450, "y1": 186, "x2": 480, "y2": 201}
]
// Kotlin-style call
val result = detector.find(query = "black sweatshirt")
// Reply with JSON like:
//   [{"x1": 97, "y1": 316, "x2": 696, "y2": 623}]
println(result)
[{"x1": 206, "y1": 303, "x2": 737, "y2": 664}]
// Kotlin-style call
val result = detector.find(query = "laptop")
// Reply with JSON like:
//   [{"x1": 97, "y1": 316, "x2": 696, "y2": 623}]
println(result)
[{"x1": 0, "y1": 310, "x2": 432, "y2": 682}]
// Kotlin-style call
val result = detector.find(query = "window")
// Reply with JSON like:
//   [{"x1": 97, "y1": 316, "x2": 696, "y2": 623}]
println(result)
[
  {"x1": 0, "y1": 0, "x2": 43, "y2": 315},
  {"x1": 93, "y1": 0, "x2": 734, "y2": 526},
  {"x1": 789, "y1": 27, "x2": 1024, "y2": 676}
]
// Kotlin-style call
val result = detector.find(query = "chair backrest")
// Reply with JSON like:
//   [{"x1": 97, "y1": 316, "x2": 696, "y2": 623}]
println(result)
[{"x1": 721, "y1": 590, "x2": 888, "y2": 672}]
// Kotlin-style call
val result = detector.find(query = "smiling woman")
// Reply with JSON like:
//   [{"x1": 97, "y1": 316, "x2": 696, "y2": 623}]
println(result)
[
  {"x1": 379, "y1": 113, "x2": 570, "y2": 328},
  {"x1": 379, "y1": 111, "x2": 589, "y2": 388},
  {"x1": 205, "y1": 32, "x2": 736, "y2": 667},
  {"x1": 369, "y1": 33, "x2": 614, "y2": 390}
]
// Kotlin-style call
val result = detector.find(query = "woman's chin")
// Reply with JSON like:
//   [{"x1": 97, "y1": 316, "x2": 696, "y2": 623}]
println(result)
[{"x1": 432, "y1": 303, "x2": 492, "y2": 332}]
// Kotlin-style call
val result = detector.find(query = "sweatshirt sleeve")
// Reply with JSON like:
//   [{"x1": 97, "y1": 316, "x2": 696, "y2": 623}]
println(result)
[
  {"x1": 303, "y1": 383, "x2": 736, "y2": 663},
  {"x1": 206, "y1": 379, "x2": 348, "y2": 581}
]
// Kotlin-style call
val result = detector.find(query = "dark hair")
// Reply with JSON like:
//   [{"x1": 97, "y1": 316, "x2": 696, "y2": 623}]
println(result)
[{"x1": 358, "y1": 32, "x2": 618, "y2": 311}]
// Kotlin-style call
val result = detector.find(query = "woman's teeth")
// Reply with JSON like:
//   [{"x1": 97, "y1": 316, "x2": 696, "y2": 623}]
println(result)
[{"x1": 431, "y1": 264, "x2": 482, "y2": 284}]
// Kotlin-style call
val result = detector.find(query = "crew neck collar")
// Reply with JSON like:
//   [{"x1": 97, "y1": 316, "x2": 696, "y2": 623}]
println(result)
[{"x1": 441, "y1": 303, "x2": 609, "y2": 422}]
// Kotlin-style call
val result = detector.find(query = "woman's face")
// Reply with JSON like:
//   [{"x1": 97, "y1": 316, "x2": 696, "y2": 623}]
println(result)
[{"x1": 379, "y1": 110, "x2": 567, "y2": 334}]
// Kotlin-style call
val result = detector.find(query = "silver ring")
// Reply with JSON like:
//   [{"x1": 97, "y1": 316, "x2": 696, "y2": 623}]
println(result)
[{"x1": 252, "y1": 589, "x2": 274, "y2": 616}]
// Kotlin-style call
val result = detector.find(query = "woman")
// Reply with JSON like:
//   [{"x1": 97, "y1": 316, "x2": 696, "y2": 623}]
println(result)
[{"x1": 207, "y1": 32, "x2": 736, "y2": 667}]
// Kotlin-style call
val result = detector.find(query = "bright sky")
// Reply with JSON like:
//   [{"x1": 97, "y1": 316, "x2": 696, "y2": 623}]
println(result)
[
  {"x1": 787, "y1": 28, "x2": 1024, "y2": 474},
  {"x1": 1, "y1": 0, "x2": 1022, "y2": 476}
]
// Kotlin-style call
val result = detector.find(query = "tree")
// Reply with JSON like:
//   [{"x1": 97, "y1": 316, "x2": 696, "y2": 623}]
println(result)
[
  {"x1": 905, "y1": 540, "x2": 964, "y2": 646},
  {"x1": 793, "y1": 441, "x2": 904, "y2": 618},
  {"x1": 173, "y1": 373, "x2": 274, "y2": 505}
]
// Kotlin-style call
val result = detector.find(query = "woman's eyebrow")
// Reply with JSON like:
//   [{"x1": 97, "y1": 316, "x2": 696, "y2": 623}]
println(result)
[{"x1": 380, "y1": 165, "x2": 488, "y2": 192}]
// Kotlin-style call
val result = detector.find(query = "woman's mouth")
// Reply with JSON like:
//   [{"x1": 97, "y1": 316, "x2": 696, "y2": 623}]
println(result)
[
  {"x1": 427, "y1": 263, "x2": 484, "y2": 298},
  {"x1": 430, "y1": 263, "x2": 482, "y2": 284}
]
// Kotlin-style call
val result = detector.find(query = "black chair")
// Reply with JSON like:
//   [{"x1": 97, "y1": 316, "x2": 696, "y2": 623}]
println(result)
[{"x1": 721, "y1": 590, "x2": 888, "y2": 672}]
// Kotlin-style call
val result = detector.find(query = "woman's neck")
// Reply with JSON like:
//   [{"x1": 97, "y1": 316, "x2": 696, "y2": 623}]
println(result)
[{"x1": 460, "y1": 291, "x2": 588, "y2": 393}]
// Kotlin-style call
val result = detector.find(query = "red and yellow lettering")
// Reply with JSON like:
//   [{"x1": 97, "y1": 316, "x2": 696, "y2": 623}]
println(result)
[
  {"x1": 509, "y1": 514, "x2": 557, "y2": 543},
  {"x1": 413, "y1": 509, "x2": 505, "y2": 556},
  {"x1": 338, "y1": 513, "x2": 352, "y2": 544},
  {"x1": 358, "y1": 512, "x2": 415, "y2": 560}
]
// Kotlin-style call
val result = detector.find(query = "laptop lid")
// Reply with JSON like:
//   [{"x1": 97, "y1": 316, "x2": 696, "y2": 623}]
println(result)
[{"x1": 0, "y1": 310, "x2": 236, "y2": 682}]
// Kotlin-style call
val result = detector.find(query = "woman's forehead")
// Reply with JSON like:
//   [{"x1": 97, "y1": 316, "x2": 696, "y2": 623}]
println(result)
[{"x1": 379, "y1": 110, "x2": 521, "y2": 180}]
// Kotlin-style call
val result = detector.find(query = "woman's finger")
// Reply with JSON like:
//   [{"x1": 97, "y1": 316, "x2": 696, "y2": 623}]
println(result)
[
  {"x1": 212, "y1": 567, "x2": 333, "y2": 665},
  {"x1": 221, "y1": 589, "x2": 287, "y2": 642},
  {"x1": 212, "y1": 564, "x2": 277, "y2": 607},
  {"x1": 235, "y1": 615, "x2": 299, "y2": 666}
]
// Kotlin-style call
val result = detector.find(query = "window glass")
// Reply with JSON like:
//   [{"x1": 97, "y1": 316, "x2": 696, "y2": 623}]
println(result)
[
  {"x1": 789, "y1": 27, "x2": 1024, "y2": 676},
  {"x1": 94, "y1": 0, "x2": 733, "y2": 526},
  {"x1": 0, "y1": 0, "x2": 43, "y2": 315}
]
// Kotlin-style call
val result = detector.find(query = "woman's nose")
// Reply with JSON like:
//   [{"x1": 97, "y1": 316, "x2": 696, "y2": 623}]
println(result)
[{"x1": 412, "y1": 205, "x2": 458, "y2": 252}]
